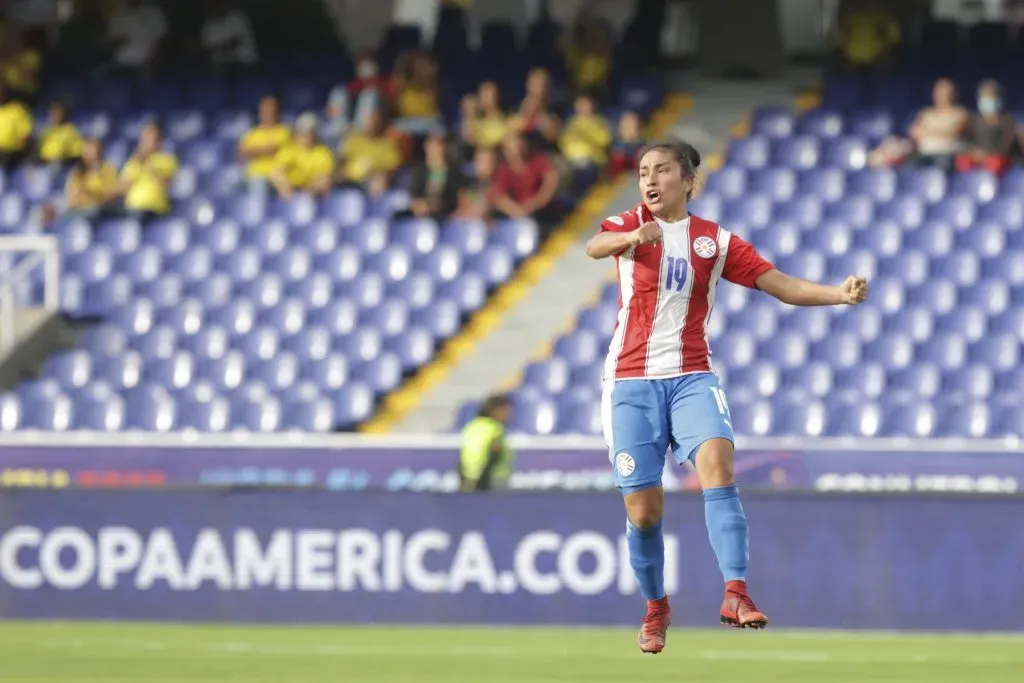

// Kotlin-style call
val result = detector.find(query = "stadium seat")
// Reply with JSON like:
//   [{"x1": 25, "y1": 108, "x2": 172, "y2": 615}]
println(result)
[{"x1": 13, "y1": 51, "x2": 1023, "y2": 437}]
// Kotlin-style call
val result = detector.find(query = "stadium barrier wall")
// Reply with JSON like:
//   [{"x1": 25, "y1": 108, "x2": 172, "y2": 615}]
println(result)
[
  {"x1": 0, "y1": 489, "x2": 1021, "y2": 631},
  {"x1": 0, "y1": 433, "x2": 1022, "y2": 493}
]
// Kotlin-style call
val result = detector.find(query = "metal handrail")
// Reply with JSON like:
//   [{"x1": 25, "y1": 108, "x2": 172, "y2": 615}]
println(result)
[{"x1": 0, "y1": 235, "x2": 61, "y2": 355}]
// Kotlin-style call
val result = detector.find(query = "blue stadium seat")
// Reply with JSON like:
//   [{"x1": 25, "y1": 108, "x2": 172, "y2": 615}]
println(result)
[
  {"x1": 749, "y1": 168, "x2": 797, "y2": 203},
  {"x1": 727, "y1": 136, "x2": 770, "y2": 170},
  {"x1": 253, "y1": 354, "x2": 302, "y2": 392}
]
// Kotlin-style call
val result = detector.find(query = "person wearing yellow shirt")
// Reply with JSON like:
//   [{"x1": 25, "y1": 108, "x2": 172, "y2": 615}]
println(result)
[
  {"x1": 0, "y1": 84, "x2": 32, "y2": 169},
  {"x1": 459, "y1": 394, "x2": 514, "y2": 492},
  {"x1": 337, "y1": 108, "x2": 402, "y2": 187},
  {"x1": 269, "y1": 113, "x2": 335, "y2": 199},
  {"x1": 0, "y1": 25, "x2": 42, "y2": 99},
  {"x1": 117, "y1": 121, "x2": 178, "y2": 220},
  {"x1": 392, "y1": 51, "x2": 440, "y2": 134},
  {"x1": 54, "y1": 139, "x2": 120, "y2": 223},
  {"x1": 837, "y1": 1, "x2": 901, "y2": 71},
  {"x1": 461, "y1": 81, "x2": 509, "y2": 150},
  {"x1": 238, "y1": 95, "x2": 291, "y2": 181},
  {"x1": 38, "y1": 102, "x2": 84, "y2": 167},
  {"x1": 558, "y1": 94, "x2": 613, "y2": 168},
  {"x1": 563, "y1": 12, "x2": 611, "y2": 97}
]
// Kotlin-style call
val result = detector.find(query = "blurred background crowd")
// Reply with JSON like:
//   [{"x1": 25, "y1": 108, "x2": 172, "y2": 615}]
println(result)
[
  {"x1": 0, "y1": 0, "x2": 658, "y2": 234},
  {"x1": 0, "y1": 0, "x2": 1022, "y2": 440}
]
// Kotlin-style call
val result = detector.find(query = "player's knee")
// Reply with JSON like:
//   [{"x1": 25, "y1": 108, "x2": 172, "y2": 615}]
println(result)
[
  {"x1": 624, "y1": 487, "x2": 664, "y2": 529},
  {"x1": 695, "y1": 438, "x2": 735, "y2": 488}
]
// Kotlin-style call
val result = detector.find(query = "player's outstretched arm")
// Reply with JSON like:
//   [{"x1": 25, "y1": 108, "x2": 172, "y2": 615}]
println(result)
[
  {"x1": 586, "y1": 221, "x2": 661, "y2": 259},
  {"x1": 754, "y1": 269, "x2": 868, "y2": 306}
]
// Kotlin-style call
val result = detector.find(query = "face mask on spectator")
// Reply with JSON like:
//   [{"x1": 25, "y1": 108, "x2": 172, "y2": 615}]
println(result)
[{"x1": 979, "y1": 97, "x2": 1000, "y2": 115}]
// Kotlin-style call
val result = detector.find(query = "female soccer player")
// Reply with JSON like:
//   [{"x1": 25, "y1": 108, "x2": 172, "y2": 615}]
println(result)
[{"x1": 586, "y1": 140, "x2": 868, "y2": 654}]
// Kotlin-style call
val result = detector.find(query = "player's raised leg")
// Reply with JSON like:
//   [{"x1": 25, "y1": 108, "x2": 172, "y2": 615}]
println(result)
[
  {"x1": 694, "y1": 438, "x2": 767, "y2": 629},
  {"x1": 667, "y1": 373, "x2": 768, "y2": 629},
  {"x1": 603, "y1": 380, "x2": 672, "y2": 653}
]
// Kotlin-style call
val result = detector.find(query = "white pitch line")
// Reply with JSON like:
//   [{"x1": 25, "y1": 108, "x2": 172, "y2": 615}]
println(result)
[{"x1": 19, "y1": 638, "x2": 1024, "y2": 666}]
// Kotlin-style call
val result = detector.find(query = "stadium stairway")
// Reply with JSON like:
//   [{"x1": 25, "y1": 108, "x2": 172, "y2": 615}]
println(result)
[
  {"x1": 362, "y1": 94, "x2": 693, "y2": 433},
  {"x1": 668, "y1": 72, "x2": 820, "y2": 170},
  {"x1": 369, "y1": 74, "x2": 820, "y2": 434}
]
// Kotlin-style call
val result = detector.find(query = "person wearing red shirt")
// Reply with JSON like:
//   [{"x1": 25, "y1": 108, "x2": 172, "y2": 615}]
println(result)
[
  {"x1": 489, "y1": 131, "x2": 560, "y2": 223},
  {"x1": 325, "y1": 51, "x2": 394, "y2": 134}
]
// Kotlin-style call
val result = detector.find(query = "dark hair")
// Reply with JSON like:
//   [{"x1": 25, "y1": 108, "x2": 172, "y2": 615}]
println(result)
[
  {"x1": 638, "y1": 139, "x2": 701, "y2": 199},
  {"x1": 479, "y1": 394, "x2": 512, "y2": 418},
  {"x1": 638, "y1": 139, "x2": 701, "y2": 177}
]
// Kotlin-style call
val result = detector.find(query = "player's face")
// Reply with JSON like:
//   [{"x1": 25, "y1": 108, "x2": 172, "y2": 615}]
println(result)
[{"x1": 638, "y1": 148, "x2": 692, "y2": 216}]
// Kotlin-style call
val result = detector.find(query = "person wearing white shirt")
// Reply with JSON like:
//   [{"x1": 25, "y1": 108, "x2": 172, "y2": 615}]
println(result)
[
  {"x1": 106, "y1": 0, "x2": 167, "y2": 68},
  {"x1": 201, "y1": 1, "x2": 258, "y2": 66}
]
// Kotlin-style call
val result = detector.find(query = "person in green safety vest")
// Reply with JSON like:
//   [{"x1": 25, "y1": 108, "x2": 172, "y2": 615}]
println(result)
[{"x1": 458, "y1": 394, "x2": 513, "y2": 492}]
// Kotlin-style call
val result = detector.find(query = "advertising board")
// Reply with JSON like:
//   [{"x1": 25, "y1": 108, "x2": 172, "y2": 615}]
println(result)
[{"x1": 1, "y1": 489, "x2": 1021, "y2": 630}]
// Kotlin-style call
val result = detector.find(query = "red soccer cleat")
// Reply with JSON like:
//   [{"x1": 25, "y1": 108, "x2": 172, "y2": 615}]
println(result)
[
  {"x1": 720, "y1": 580, "x2": 768, "y2": 629},
  {"x1": 637, "y1": 596, "x2": 672, "y2": 654}
]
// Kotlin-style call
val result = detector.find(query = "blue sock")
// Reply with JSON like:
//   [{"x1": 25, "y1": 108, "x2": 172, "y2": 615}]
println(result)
[
  {"x1": 626, "y1": 518, "x2": 665, "y2": 600},
  {"x1": 703, "y1": 485, "x2": 749, "y2": 582}
]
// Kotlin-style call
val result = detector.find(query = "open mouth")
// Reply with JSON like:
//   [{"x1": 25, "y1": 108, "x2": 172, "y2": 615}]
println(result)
[{"x1": 645, "y1": 190, "x2": 661, "y2": 202}]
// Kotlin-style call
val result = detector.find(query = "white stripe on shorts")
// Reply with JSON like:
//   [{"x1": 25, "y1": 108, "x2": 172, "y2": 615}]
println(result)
[{"x1": 601, "y1": 380, "x2": 615, "y2": 463}]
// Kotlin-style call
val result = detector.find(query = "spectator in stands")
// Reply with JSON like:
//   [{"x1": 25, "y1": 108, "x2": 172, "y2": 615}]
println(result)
[
  {"x1": 104, "y1": 0, "x2": 167, "y2": 75},
  {"x1": 513, "y1": 68, "x2": 561, "y2": 149},
  {"x1": 0, "y1": 22, "x2": 42, "y2": 101},
  {"x1": 409, "y1": 130, "x2": 467, "y2": 220},
  {"x1": 955, "y1": 80, "x2": 1019, "y2": 176},
  {"x1": 490, "y1": 131, "x2": 559, "y2": 223},
  {"x1": 37, "y1": 101, "x2": 84, "y2": 168},
  {"x1": 908, "y1": 78, "x2": 968, "y2": 171},
  {"x1": 326, "y1": 50, "x2": 394, "y2": 135},
  {"x1": 392, "y1": 51, "x2": 440, "y2": 134},
  {"x1": 269, "y1": 112, "x2": 334, "y2": 199},
  {"x1": 455, "y1": 146, "x2": 497, "y2": 220},
  {"x1": 0, "y1": 83, "x2": 32, "y2": 170},
  {"x1": 609, "y1": 110, "x2": 644, "y2": 177},
  {"x1": 835, "y1": 0, "x2": 902, "y2": 74},
  {"x1": 558, "y1": 93, "x2": 612, "y2": 169},
  {"x1": 200, "y1": 0, "x2": 259, "y2": 69},
  {"x1": 461, "y1": 81, "x2": 509, "y2": 152},
  {"x1": 61, "y1": 139, "x2": 119, "y2": 218},
  {"x1": 563, "y1": 10, "x2": 612, "y2": 99},
  {"x1": 336, "y1": 107, "x2": 401, "y2": 193},
  {"x1": 238, "y1": 95, "x2": 291, "y2": 190},
  {"x1": 118, "y1": 121, "x2": 177, "y2": 222}
]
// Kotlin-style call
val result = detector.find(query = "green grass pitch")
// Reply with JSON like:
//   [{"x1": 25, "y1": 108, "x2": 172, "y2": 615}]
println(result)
[{"x1": 1, "y1": 622, "x2": 1021, "y2": 682}]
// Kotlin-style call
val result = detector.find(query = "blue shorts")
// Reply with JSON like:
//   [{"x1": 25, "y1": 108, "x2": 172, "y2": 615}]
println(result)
[{"x1": 601, "y1": 372, "x2": 735, "y2": 495}]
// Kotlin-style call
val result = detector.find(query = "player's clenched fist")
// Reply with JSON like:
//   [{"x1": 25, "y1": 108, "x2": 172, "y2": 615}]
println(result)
[
  {"x1": 629, "y1": 221, "x2": 662, "y2": 246},
  {"x1": 841, "y1": 275, "x2": 868, "y2": 305}
]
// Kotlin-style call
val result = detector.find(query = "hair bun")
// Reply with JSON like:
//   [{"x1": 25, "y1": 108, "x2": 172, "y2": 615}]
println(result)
[{"x1": 681, "y1": 142, "x2": 701, "y2": 169}]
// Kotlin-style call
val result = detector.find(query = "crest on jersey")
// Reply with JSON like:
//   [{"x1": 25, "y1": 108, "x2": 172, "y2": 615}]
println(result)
[
  {"x1": 606, "y1": 215, "x2": 625, "y2": 226},
  {"x1": 693, "y1": 235, "x2": 718, "y2": 259},
  {"x1": 615, "y1": 452, "x2": 636, "y2": 477}
]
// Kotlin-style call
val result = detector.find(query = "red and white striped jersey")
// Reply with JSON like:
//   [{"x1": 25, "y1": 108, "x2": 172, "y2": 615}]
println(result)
[{"x1": 601, "y1": 203, "x2": 775, "y2": 380}]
